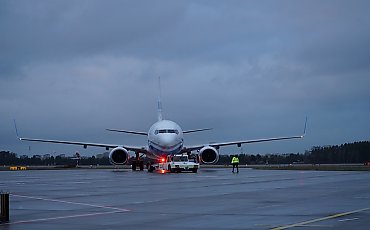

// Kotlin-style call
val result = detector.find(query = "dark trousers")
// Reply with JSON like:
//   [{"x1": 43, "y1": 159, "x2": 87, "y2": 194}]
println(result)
[{"x1": 232, "y1": 163, "x2": 239, "y2": 173}]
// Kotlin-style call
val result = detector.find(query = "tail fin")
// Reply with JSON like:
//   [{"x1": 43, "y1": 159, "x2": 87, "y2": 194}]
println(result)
[{"x1": 157, "y1": 76, "x2": 163, "y2": 121}]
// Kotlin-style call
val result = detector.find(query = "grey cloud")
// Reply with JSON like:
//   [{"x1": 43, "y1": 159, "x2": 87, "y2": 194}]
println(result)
[{"x1": 1, "y1": 0, "x2": 369, "y2": 155}]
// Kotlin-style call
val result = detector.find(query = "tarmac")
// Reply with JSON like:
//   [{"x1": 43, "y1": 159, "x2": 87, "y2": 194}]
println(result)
[{"x1": 1, "y1": 168, "x2": 370, "y2": 230}]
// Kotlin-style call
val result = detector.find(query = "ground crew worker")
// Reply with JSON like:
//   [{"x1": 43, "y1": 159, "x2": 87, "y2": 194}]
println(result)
[{"x1": 231, "y1": 155, "x2": 239, "y2": 173}]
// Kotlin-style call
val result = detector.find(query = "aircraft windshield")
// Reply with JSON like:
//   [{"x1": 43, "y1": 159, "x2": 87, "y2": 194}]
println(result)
[{"x1": 155, "y1": 129, "x2": 179, "y2": 135}]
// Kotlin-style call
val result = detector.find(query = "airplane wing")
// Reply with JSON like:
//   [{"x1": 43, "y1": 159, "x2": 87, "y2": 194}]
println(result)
[
  {"x1": 182, "y1": 118, "x2": 307, "y2": 152},
  {"x1": 182, "y1": 135, "x2": 304, "y2": 152},
  {"x1": 17, "y1": 137, "x2": 147, "y2": 153},
  {"x1": 106, "y1": 128, "x2": 212, "y2": 135}
]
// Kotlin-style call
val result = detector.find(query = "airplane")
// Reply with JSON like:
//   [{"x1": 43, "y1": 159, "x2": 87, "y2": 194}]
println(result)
[{"x1": 15, "y1": 81, "x2": 307, "y2": 171}]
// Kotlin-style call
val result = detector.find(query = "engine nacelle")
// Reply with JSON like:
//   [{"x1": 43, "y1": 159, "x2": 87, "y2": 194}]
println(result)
[
  {"x1": 199, "y1": 146, "x2": 219, "y2": 164},
  {"x1": 109, "y1": 147, "x2": 129, "y2": 165}
]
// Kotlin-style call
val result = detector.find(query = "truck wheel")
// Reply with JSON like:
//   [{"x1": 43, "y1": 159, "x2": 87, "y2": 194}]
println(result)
[
  {"x1": 168, "y1": 165, "x2": 174, "y2": 173},
  {"x1": 192, "y1": 168, "x2": 198, "y2": 173}
]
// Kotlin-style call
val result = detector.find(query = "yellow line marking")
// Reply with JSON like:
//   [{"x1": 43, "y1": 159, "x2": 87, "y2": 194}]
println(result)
[{"x1": 271, "y1": 207, "x2": 370, "y2": 230}]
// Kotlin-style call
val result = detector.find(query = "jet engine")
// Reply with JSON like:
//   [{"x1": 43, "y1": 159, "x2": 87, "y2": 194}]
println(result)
[
  {"x1": 109, "y1": 147, "x2": 129, "y2": 165},
  {"x1": 199, "y1": 146, "x2": 219, "y2": 164}
]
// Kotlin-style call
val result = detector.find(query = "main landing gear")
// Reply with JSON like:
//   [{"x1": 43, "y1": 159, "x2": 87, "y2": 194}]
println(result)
[
  {"x1": 147, "y1": 162, "x2": 155, "y2": 173},
  {"x1": 131, "y1": 152, "x2": 144, "y2": 171}
]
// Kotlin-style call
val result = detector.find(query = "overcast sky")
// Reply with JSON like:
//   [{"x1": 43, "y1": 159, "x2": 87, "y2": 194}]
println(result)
[{"x1": 1, "y1": 0, "x2": 369, "y2": 157}]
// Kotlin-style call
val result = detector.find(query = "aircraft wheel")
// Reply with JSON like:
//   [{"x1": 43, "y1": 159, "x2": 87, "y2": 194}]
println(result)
[
  {"x1": 139, "y1": 161, "x2": 144, "y2": 171},
  {"x1": 131, "y1": 161, "x2": 137, "y2": 171}
]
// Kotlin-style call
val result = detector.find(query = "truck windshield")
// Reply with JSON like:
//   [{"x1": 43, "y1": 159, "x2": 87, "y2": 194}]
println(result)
[{"x1": 173, "y1": 156, "x2": 188, "y2": 161}]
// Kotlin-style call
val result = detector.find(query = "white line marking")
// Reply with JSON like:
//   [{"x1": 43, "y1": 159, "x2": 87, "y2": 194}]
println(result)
[
  {"x1": 1, "y1": 210, "x2": 124, "y2": 225},
  {"x1": 338, "y1": 217, "x2": 359, "y2": 222},
  {"x1": 300, "y1": 224, "x2": 332, "y2": 227},
  {"x1": 10, "y1": 194, "x2": 130, "y2": 212},
  {"x1": 256, "y1": 204, "x2": 282, "y2": 209},
  {"x1": 271, "y1": 207, "x2": 370, "y2": 230}
]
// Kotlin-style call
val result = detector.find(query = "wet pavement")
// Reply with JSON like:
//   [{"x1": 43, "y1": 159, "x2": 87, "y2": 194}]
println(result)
[{"x1": 1, "y1": 168, "x2": 370, "y2": 229}]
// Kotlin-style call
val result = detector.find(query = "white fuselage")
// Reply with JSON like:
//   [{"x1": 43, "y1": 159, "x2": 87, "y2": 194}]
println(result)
[{"x1": 147, "y1": 120, "x2": 184, "y2": 159}]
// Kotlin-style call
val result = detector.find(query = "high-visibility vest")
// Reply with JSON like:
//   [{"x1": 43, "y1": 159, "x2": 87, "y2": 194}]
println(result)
[{"x1": 232, "y1": 157, "x2": 239, "y2": 164}]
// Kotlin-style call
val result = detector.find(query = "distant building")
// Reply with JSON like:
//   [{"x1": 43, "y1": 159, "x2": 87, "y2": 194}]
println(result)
[
  {"x1": 42, "y1": 154, "x2": 51, "y2": 160},
  {"x1": 57, "y1": 154, "x2": 66, "y2": 158}
]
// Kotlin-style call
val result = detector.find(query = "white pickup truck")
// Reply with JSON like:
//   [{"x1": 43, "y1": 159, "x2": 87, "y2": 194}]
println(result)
[{"x1": 149, "y1": 154, "x2": 199, "y2": 173}]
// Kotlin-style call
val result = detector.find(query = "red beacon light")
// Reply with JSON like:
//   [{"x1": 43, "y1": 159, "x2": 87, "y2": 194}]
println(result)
[{"x1": 161, "y1": 158, "x2": 165, "y2": 163}]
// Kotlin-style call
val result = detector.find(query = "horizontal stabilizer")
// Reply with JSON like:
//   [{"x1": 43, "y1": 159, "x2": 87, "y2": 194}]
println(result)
[
  {"x1": 183, "y1": 128, "x2": 212, "y2": 134},
  {"x1": 106, "y1": 129, "x2": 147, "y2": 136}
]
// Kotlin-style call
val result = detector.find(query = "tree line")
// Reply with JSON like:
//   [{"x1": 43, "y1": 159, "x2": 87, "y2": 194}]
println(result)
[
  {"x1": 0, "y1": 152, "x2": 109, "y2": 166},
  {"x1": 1, "y1": 141, "x2": 370, "y2": 166}
]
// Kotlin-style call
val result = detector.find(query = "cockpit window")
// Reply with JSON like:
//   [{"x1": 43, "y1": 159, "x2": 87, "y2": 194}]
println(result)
[{"x1": 154, "y1": 129, "x2": 179, "y2": 135}]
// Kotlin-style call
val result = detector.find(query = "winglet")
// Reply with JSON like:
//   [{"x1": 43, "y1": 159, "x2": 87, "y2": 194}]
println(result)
[
  {"x1": 13, "y1": 119, "x2": 21, "y2": 140},
  {"x1": 302, "y1": 116, "x2": 308, "y2": 137}
]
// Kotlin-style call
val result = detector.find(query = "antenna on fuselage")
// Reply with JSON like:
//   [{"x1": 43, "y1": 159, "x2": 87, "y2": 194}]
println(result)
[{"x1": 158, "y1": 76, "x2": 163, "y2": 121}]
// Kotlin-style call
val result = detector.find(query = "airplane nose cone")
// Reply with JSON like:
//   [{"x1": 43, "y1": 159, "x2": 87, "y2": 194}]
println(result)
[{"x1": 161, "y1": 134, "x2": 177, "y2": 147}]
